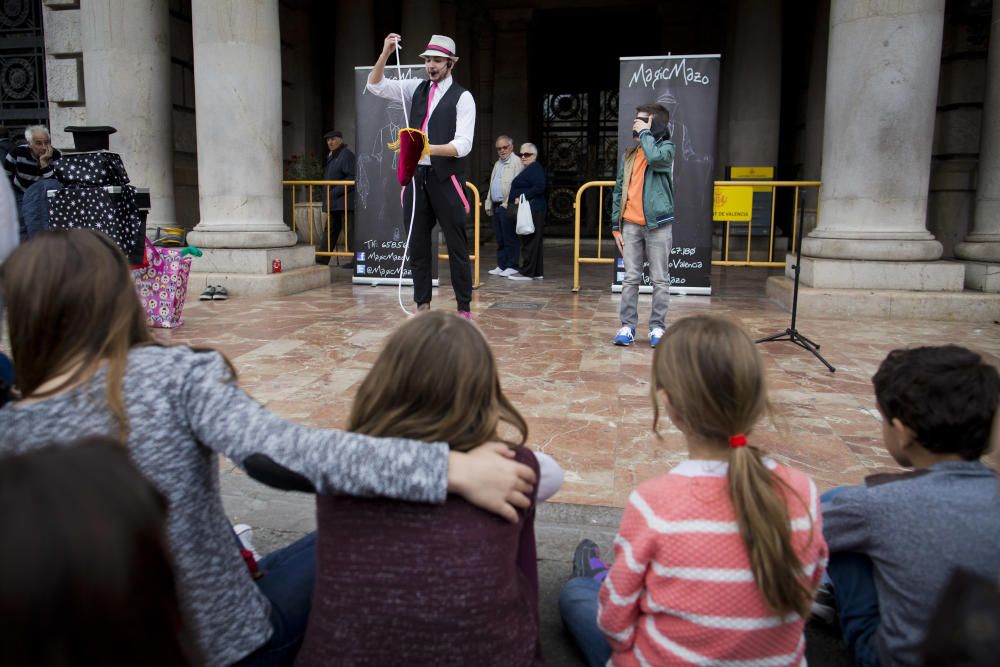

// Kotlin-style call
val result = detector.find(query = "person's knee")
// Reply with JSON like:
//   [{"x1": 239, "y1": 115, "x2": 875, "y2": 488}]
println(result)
[{"x1": 559, "y1": 577, "x2": 596, "y2": 612}]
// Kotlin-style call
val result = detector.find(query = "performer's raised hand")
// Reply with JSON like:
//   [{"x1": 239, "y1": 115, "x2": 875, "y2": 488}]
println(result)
[{"x1": 382, "y1": 33, "x2": 402, "y2": 55}]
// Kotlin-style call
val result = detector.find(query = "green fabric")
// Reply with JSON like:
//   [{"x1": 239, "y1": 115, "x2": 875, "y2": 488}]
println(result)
[{"x1": 611, "y1": 130, "x2": 675, "y2": 231}]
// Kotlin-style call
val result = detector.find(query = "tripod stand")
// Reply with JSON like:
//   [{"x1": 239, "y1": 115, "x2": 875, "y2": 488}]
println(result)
[{"x1": 755, "y1": 204, "x2": 835, "y2": 373}]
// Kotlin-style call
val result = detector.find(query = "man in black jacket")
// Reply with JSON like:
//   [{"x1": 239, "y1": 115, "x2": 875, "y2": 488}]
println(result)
[{"x1": 321, "y1": 130, "x2": 356, "y2": 268}]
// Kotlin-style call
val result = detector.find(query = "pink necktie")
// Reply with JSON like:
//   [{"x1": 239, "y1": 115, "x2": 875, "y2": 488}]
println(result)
[{"x1": 421, "y1": 82, "x2": 438, "y2": 132}]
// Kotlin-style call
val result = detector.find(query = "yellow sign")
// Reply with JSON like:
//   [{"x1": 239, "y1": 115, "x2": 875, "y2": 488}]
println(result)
[
  {"x1": 730, "y1": 166, "x2": 774, "y2": 193},
  {"x1": 729, "y1": 166, "x2": 774, "y2": 179},
  {"x1": 713, "y1": 186, "x2": 753, "y2": 221}
]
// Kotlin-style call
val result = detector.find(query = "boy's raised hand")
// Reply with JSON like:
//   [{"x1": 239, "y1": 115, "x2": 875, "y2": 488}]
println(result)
[{"x1": 448, "y1": 443, "x2": 536, "y2": 523}]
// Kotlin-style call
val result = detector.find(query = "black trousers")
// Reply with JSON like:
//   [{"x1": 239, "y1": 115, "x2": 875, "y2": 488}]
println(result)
[
  {"x1": 318, "y1": 209, "x2": 353, "y2": 265},
  {"x1": 404, "y1": 166, "x2": 472, "y2": 311},
  {"x1": 519, "y1": 207, "x2": 545, "y2": 278}
]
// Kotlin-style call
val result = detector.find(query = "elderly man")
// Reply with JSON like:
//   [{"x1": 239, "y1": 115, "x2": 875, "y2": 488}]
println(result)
[
  {"x1": 320, "y1": 129, "x2": 356, "y2": 268},
  {"x1": 367, "y1": 33, "x2": 476, "y2": 318},
  {"x1": 3, "y1": 126, "x2": 61, "y2": 236},
  {"x1": 485, "y1": 134, "x2": 523, "y2": 277}
]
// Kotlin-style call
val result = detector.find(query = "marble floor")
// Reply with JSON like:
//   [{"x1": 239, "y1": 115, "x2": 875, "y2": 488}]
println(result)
[{"x1": 160, "y1": 239, "x2": 1000, "y2": 508}]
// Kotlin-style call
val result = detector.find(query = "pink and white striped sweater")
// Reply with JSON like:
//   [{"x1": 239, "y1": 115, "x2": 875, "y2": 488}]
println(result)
[{"x1": 598, "y1": 459, "x2": 828, "y2": 666}]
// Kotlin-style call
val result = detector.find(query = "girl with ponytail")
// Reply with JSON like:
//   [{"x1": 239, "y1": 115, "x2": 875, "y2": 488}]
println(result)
[{"x1": 560, "y1": 315, "x2": 828, "y2": 666}]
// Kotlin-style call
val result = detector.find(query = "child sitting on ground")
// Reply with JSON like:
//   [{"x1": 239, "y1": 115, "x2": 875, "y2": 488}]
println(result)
[
  {"x1": 820, "y1": 345, "x2": 1000, "y2": 667},
  {"x1": 296, "y1": 311, "x2": 562, "y2": 666},
  {"x1": 559, "y1": 315, "x2": 828, "y2": 666}
]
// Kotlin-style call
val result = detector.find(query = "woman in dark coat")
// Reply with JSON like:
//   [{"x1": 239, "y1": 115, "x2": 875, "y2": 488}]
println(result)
[{"x1": 508, "y1": 143, "x2": 546, "y2": 280}]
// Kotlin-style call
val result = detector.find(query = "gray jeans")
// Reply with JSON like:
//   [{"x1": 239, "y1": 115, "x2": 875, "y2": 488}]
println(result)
[{"x1": 619, "y1": 221, "x2": 672, "y2": 331}]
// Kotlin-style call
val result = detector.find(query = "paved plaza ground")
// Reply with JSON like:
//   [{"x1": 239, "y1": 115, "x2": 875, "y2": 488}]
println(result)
[{"x1": 65, "y1": 240, "x2": 1000, "y2": 663}]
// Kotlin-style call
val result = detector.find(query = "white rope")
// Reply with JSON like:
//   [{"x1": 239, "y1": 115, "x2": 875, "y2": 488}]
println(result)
[{"x1": 394, "y1": 39, "x2": 417, "y2": 317}]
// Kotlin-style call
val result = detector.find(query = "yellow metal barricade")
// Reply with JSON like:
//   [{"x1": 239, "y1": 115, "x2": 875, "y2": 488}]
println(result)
[
  {"x1": 282, "y1": 180, "x2": 354, "y2": 260},
  {"x1": 712, "y1": 180, "x2": 821, "y2": 267},
  {"x1": 437, "y1": 182, "x2": 482, "y2": 289},
  {"x1": 284, "y1": 180, "x2": 481, "y2": 288},
  {"x1": 572, "y1": 180, "x2": 616, "y2": 292}
]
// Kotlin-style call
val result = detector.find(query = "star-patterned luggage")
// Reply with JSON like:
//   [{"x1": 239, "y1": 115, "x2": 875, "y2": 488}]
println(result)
[
  {"x1": 48, "y1": 185, "x2": 146, "y2": 265},
  {"x1": 54, "y1": 151, "x2": 130, "y2": 186},
  {"x1": 132, "y1": 238, "x2": 193, "y2": 329}
]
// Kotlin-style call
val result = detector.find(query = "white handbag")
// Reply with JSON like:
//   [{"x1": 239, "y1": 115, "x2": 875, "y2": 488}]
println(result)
[{"x1": 515, "y1": 194, "x2": 535, "y2": 235}]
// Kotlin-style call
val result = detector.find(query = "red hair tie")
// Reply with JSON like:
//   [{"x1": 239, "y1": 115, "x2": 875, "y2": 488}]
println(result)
[{"x1": 729, "y1": 434, "x2": 748, "y2": 448}]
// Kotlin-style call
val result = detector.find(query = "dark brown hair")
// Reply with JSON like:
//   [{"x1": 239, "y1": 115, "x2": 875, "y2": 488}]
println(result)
[
  {"x1": 636, "y1": 102, "x2": 670, "y2": 123},
  {"x1": 0, "y1": 230, "x2": 234, "y2": 441},
  {"x1": 873, "y1": 345, "x2": 999, "y2": 461},
  {"x1": 348, "y1": 311, "x2": 527, "y2": 451},
  {"x1": 1, "y1": 230, "x2": 154, "y2": 439},
  {"x1": 651, "y1": 315, "x2": 813, "y2": 617},
  {"x1": 0, "y1": 437, "x2": 202, "y2": 666}
]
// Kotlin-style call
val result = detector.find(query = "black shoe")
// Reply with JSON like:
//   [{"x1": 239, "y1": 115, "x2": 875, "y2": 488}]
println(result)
[
  {"x1": 810, "y1": 582, "x2": 838, "y2": 624},
  {"x1": 572, "y1": 539, "x2": 609, "y2": 582},
  {"x1": 212, "y1": 286, "x2": 229, "y2": 301},
  {"x1": 199, "y1": 285, "x2": 217, "y2": 301}
]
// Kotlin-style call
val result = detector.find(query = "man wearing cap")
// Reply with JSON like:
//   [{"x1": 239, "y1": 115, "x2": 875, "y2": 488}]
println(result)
[
  {"x1": 367, "y1": 33, "x2": 476, "y2": 319},
  {"x1": 321, "y1": 130, "x2": 356, "y2": 268}
]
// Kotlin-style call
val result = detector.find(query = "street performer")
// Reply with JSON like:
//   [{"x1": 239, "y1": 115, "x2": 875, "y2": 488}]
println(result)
[{"x1": 367, "y1": 33, "x2": 476, "y2": 319}]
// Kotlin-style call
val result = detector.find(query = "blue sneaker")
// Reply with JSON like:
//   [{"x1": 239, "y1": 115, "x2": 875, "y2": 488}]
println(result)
[
  {"x1": 650, "y1": 327, "x2": 665, "y2": 348},
  {"x1": 613, "y1": 326, "x2": 635, "y2": 346}
]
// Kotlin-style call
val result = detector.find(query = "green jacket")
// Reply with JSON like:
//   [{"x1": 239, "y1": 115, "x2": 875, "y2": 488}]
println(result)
[{"x1": 611, "y1": 130, "x2": 675, "y2": 231}]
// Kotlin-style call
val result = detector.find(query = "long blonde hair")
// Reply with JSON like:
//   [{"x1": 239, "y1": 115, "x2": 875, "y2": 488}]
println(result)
[
  {"x1": 651, "y1": 315, "x2": 812, "y2": 617},
  {"x1": 348, "y1": 311, "x2": 527, "y2": 451}
]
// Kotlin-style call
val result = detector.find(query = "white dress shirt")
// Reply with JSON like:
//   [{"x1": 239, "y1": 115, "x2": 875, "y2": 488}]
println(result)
[{"x1": 366, "y1": 74, "x2": 476, "y2": 165}]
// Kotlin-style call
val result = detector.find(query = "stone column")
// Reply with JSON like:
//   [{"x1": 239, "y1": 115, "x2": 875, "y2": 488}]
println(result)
[
  {"x1": 185, "y1": 0, "x2": 327, "y2": 297},
  {"x1": 803, "y1": 0, "x2": 948, "y2": 266},
  {"x1": 955, "y1": 1, "x2": 1000, "y2": 291},
  {"x1": 726, "y1": 0, "x2": 782, "y2": 167},
  {"x1": 333, "y1": 0, "x2": 374, "y2": 145},
  {"x1": 79, "y1": 0, "x2": 176, "y2": 226},
  {"x1": 187, "y1": 0, "x2": 294, "y2": 248}
]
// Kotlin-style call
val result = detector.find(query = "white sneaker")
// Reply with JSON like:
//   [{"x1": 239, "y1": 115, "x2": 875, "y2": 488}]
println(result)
[
  {"x1": 501, "y1": 267, "x2": 519, "y2": 277},
  {"x1": 507, "y1": 271, "x2": 532, "y2": 281},
  {"x1": 649, "y1": 327, "x2": 665, "y2": 348},
  {"x1": 488, "y1": 266, "x2": 505, "y2": 276},
  {"x1": 233, "y1": 524, "x2": 262, "y2": 561}
]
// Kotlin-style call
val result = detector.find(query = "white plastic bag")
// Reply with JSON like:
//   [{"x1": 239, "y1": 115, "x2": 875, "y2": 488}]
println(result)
[{"x1": 515, "y1": 194, "x2": 535, "y2": 235}]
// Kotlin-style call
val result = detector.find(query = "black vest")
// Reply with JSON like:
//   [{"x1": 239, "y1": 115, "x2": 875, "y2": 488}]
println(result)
[{"x1": 411, "y1": 79, "x2": 468, "y2": 182}]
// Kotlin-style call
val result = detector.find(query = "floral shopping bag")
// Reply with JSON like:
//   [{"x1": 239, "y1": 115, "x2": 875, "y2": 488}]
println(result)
[{"x1": 132, "y1": 239, "x2": 193, "y2": 329}]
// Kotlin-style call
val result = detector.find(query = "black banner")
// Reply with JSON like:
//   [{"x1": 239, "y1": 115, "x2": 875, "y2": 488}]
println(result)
[
  {"x1": 352, "y1": 65, "x2": 438, "y2": 285},
  {"x1": 613, "y1": 55, "x2": 720, "y2": 295}
]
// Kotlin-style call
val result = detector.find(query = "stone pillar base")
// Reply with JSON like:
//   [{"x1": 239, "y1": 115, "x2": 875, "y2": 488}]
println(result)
[
  {"x1": 790, "y1": 255, "x2": 965, "y2": 291},
  {"x1": 963, "y1": 261, "x2": 1000, "y2": 292},
  {"x1": 186, "y1": 229, "x2": 298, "y2": 249},
  {"x1": 189, "y1": 244, "x2": 330, "y2": 298},
  {"x1": 766, "y1": 276, "x2": 1000, "y2": 322},
  {"x1": 955, "y1": 240, "x2": 1000, "y2": 263}
]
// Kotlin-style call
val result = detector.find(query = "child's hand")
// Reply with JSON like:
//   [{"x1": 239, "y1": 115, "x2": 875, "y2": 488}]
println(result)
[{"x1": 448, "y1": 444, "x2": 536, "y2": 523}]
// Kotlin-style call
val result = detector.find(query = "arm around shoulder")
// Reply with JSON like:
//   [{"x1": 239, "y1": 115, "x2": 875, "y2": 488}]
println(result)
[{"x1": 180, "y1": 348, "x2": 450, "y2": 503}]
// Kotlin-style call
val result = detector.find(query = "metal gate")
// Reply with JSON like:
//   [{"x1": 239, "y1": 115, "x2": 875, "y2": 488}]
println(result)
[
  {"x1": 1, "y1": 0, "x2": 48, "y2": 136},
  {"x1": 540, "y1": 89, "x2": 618, "y2": 234}
]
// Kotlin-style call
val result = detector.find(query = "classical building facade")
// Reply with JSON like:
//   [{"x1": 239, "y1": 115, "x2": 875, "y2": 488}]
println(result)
[{"x1": 10, "y1": 0, "x2": 999, "y2": 315}]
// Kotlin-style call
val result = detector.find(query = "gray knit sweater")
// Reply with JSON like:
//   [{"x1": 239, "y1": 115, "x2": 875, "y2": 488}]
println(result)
[
  {"x1": 822, "y1": 461, "x2": 1000, "y2": 667},
  {"x1": 0, "y1": 345, "x2": 450, "y2": 667}
]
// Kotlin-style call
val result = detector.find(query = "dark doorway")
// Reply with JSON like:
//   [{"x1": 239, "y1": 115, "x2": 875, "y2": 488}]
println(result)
[
  {"x1": 0, "y1": 0, "x2": 49, "y2": 136},
  {"x1": 529, "y1": 6, "x2": 659, "y2": 236}
]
